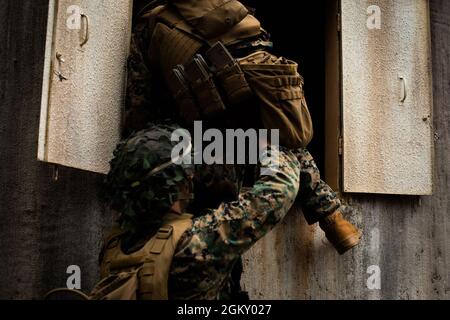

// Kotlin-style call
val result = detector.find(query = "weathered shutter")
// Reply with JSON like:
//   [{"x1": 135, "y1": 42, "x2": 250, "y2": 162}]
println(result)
[
  {"x1": 340, "y1": 0, "x2": 434, "y2": 195},
  {"x1": 38, "y1": 0, "x2": 132, "y2": 174}
]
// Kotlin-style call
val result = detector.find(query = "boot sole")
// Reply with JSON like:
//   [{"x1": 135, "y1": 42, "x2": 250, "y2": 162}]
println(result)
[{"x1": 335, "y1": 231, "x2": 362, "y2": 255}]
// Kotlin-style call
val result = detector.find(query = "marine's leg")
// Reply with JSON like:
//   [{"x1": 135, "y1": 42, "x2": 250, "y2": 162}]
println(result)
[
  {"x1": 294, "y1": 148, "x2": 362, "y2": 254},
  {"x1": 294, "y1": 148, "x2": 341, "y2": 224}
]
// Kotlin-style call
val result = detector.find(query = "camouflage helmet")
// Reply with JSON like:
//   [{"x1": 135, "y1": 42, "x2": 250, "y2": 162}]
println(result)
[{"x1": 102, "y1": 122, "x2": 194, "y2": 230}]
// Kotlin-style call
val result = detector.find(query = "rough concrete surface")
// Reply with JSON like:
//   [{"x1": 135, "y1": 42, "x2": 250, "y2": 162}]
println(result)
[{"x1": 341, "y1": 0, "x2": 433, "y2": 195}]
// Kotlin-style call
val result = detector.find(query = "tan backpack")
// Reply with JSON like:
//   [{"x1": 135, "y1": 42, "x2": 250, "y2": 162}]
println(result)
[
  {"x1": 45, "y1": 213, "x2": 192, "y2": 300},
  {"x1": 149, "y1": 4, "x2": 313, "y2": 149},
  {"x1": 133, "y1": 1, "x2": 313, "y2": 150}
]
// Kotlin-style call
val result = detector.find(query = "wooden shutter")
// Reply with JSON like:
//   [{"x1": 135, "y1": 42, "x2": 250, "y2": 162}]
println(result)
[
  {"x1": 38, "y1": 0, "x2": 132, "y2": 174},
  {"x1": 340, "y1": 0, "x2": 434, "y2": 195}
]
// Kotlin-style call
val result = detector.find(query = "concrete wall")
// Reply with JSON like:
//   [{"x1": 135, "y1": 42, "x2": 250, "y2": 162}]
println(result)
[
  {"x1": 0, "y1": 0, "x2": 114, "y2": 299},
  {"x1": 242, "y1": 0, "x2": 450, "y2": 299},
  {"x1": 0, "y1": 0, "x2": 448, "y2": 299}
]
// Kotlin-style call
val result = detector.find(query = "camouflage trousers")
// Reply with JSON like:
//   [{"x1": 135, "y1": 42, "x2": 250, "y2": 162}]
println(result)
[
  {"x1": 216, "y1": 148, "x2": 349, "y2": 300},
  {"x1": 294, "y1": 148, "x2": 349, "y2": 225}
]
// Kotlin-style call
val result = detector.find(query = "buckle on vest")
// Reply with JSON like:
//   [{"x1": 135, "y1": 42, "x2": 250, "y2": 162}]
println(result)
[{"x1": 156, "y1": 226, "x2": 173, "y2": 239}]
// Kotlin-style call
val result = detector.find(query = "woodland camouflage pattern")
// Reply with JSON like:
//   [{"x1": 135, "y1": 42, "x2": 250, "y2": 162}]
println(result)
[
  {"x1": 167, "y1": 148, "x2": 350, "y2": 299},
  {"x1": 169, "y1": 148, "x2": 300, "y2": 299},
  {"x1": 294, "y1": 148, "x2": 346, "y2": 224},
  {"x1": 124, "y1": 19, "x2": 175, "y2": 136}
]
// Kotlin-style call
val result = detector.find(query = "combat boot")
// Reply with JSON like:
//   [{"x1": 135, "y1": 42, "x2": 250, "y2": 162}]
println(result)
[{"x1": 319, "y1": 210, "x2": 362, "y2": 255}]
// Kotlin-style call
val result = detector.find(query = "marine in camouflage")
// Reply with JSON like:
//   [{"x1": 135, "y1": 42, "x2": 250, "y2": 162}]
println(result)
[
  {"x1": 169, "y1": 147, "x2": 300, "y2": 299},
  {"x1": 123, "y1": 1, "x2": 353, "y2": 227},
  {"x1": 102, "y1": 122, "x2": 194, "y2": 232},
  {"x1": 102, "y1": 0, "x2": 360, "y2": 300},
  {"x1": 102, "y1": 123, "x2": 300, "y2": 299}
]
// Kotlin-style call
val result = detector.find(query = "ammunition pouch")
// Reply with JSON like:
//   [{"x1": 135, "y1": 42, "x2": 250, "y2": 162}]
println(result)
[
  {"x1": 184, "y1": 54, "x2": 226, "y2": 118},
  {"x1": 168, "y1": 47, "x2": 313, "y2": 148},
  {"x1": 166, "y1": 65, "x2": 201, "y2": 123},
  {"x1": 206, "y1": 42, "x2": 252, "y2": 106},
  {"x1": 168, "y1": 42, "x2": 252, "y2": 123}
]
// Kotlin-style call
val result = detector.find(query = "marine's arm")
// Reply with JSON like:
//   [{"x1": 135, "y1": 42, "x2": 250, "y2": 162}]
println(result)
[{"x1": 177, "y1": 148, "x2": 300, "y2": 261}]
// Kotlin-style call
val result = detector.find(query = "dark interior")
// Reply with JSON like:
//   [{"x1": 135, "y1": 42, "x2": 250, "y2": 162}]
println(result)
[{"x1": 245, "y1": 0, "x2": 326, "y2": 172}]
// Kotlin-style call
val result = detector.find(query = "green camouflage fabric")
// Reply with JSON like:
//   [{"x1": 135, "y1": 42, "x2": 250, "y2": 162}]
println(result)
[
  {"x1": 294, "y1": 148, "x2": 347, "y2": 225},
  {"x1": 124, "y1": 17, "x2": 176, "y2": 137},
  {"x1": 124, "y1": 19, "x2": 154, "y2": 136},
  {"x1": 168, "y1": 148, "x2": 300, "y2": 300},
  {"x1": 190, "y1": 163, "x2": 243, "y2": 213}
]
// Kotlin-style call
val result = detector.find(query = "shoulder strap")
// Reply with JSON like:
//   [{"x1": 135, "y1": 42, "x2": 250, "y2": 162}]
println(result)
[
  {"x1": 138, "y1": 213, "x2": 193, "y2": 300},
  {"x1": 169, "y1": 0, "x2": 248, "y2": 39},
  {"x1": 136, "y1": 0, "x2": 167, "y2": 20},
  {"x1": 156, "y1": 7, "x2": 208, "y2": 44}
]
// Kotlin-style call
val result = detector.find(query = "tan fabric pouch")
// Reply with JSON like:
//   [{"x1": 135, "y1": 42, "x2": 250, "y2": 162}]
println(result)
[
  {"x1": 240, "y1": 52, "x2": 314, "y2": 148},
  {"x1": 169, "y1": 0, "x2": 248, "y2": 38}
]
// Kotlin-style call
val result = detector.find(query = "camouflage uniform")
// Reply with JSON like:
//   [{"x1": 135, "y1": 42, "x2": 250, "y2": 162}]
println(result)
[
  {"x1": 100, "y1": 122, "x2": 300, "y2": 300},
  {"x1": 294, "y1": 148, "x2": 347, "y2": 225},
  {"x1": 124, "y1": 5, "x2": 350, "y2": 226},
  {"x1": 116, "y1": 0, "x2": 357, "y2": 300},
  {"x1": 169, "y1": 148, "x2": 300, "y2": 299}
]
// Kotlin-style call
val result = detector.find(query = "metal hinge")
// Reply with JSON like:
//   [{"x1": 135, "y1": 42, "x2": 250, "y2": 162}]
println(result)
[{"x1": 338, "y1": 136, "x2": 343, "y2": 155}]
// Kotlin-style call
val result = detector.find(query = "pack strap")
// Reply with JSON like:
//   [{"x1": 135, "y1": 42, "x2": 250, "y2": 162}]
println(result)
[
  {"x1": 138, "y1": 214, "x2": 193, "y2": 300},
  {"x1": 138, "y1": 261, "x2": 156, "y2": 299},
  {"x1": 157, "y1": 8, "x2": 209, "y2": 45},
  {"x1": 150, "y1": 226, "x2": 173, "y2": 254}
]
